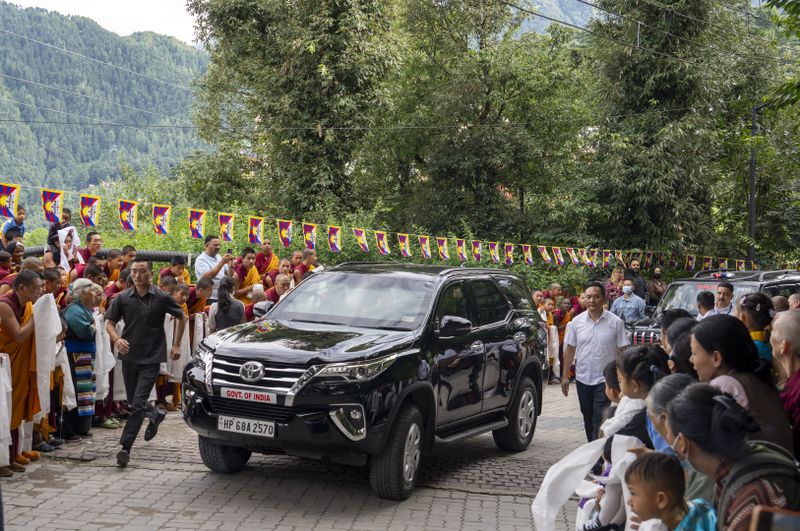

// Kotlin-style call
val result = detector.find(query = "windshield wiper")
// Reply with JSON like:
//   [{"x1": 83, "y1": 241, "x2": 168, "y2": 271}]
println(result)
[
  {"x1": 289, "y1": 318, "x2": 346, "y2": 326},
  {"x1": 371, "y1": 325, "x2": 412, "y2": 331}
]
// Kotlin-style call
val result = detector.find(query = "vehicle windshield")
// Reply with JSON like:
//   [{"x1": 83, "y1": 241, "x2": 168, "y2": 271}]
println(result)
[
  {"x1": 269, "y1": 271, "x2": 436, "y2": 331},
  {"x1": 656, "y1": 281, "x2": 757, "y2": 317}
]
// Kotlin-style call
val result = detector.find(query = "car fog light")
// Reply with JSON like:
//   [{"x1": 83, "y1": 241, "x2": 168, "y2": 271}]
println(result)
[
  {"x1": 350, "y1": 409, "x2": 362, "y2": 421},
  {"x1": 329, "y1": 404, "x2": 366, "y2": 442}
]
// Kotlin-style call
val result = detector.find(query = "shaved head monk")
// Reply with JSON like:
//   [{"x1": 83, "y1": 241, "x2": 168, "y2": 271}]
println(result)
[{"x1": 0, "y1": 257, "x2": 44, "y2": 296}]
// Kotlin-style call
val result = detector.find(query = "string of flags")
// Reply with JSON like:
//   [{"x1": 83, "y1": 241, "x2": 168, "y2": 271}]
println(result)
[{"x1": 1, "y1": 182, "x2": 796, "y2": 271}]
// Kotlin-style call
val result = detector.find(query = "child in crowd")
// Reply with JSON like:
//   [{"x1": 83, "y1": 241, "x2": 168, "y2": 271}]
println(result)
[
  {"x1": 542, "y1": 297, "x2": 556, "y2": 384},
  {"x1": 600, "y1": 361, "x2": 621, "y2": 428},
  {"x1": 0, "y1": 251, "x2": 11, "y2": 280},
  {"x1": 625, "y1": 453, "x2": 716, "y2": 531},
  {"x1": 736, "y1": 292, "x2": 775, "y2": 361}
]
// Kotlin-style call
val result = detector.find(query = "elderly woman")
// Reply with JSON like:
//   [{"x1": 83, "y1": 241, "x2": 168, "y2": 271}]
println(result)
[
  {"x1": 6, "y1": 241, "x2": 24, "y2": 272},
  {"x1": 59, "y1": 279, "x2": 103, "y2": 440}
]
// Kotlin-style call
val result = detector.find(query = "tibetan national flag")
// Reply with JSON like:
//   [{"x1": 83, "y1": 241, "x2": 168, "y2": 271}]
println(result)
[
  {"x1": 702, "y1": 256, "x2": 712, "y2": 270},
  {"x1": 327, "y1": 226, "x2": 342, "y2": 253},
  {"x1": 685, "y1": 255, "x2": 696, "y2": 271},
  {"x1": 79, "y1": 194, "x2": 101, "y2": 227},
  {"x1": 248, "y1": 216, "x2": 264, "y2": 245},
  {"x1": 277, "y1": 219, "x2": 293, "y2": 247},
  {"x1": 552, "y1": 247, "x2": 565, "y2": 266},
  {"x1": 735, "y1": 259, "x2": 745, "y2": 272},
  {"x1": 436, "y1": 237, "x2": 449, "y2": 260},
  {"x1": 669, "y1": 251, "x2": 678, "y2": 270},
  {"x1": 118, "y1": 200, "x2": 137, "y2": 232},
  {"x1": 566, "y1": 248, "x2": 580, "y2": 266},
  {"x1": 718, "y1": 258, "x2": 729, "y2": 270},
  {"x1": 489, "y1": 242, "x2": 500, "y2": 263},
  {"x1": 644, "y1": 251, "x2": 654, "y2": 270},
  {"x1": 0, "y1": 183, "x2": 20, "y2": 218},
  {"x1": 353, "y1": 228, "x2": 369, "y2": 253},
  {"x1": 397, "y1": 234, "x2": 412, "y2": 257},
  {"x1": 587, "y1": 249, "x2": 597, "y2": 268},
  {"x1": 375, "y1": 231, "x2": 390, "y2": 255},
  {"x1": 504, "y1": 243, "x2": 514, "y2": 266},
  {"x1": 537, "y1": 246, "x2": 552, "y2": 264},
  {"x1": 471, "y1": 240, "x2": 482, "y2": 262},
  {"x1": 456, "y1": 239, "x2": 467, "y2": 262},
  {"x1": 614, "y1": 250, "x2": 625, "y2": 266},
  {"x1": 578, "y1": 248, "x2": 589, "y2": 266},
  {"x1": 419, "y1": 236, "x2": 432, "y2": 259},
  {"x1": 152, "y1": 204, "x2": 171, "y2": 235},
  {"x1": 302, "y1": 223, "x2": 317, "y2": 250},
  {"x1": 602, "y1": 250, "x2": 611, "y2": 268},
  {"x1": 219, "y1": 213, "x2": 235, "y2": 241},
  {"x1": 188, "y1": 209, "x2": 206, "y2": 240},
  {"x1": 522, "y1": 244, "x2": 534, "y2": 265},
  {"x1": 41, "y1": 188, "x2": 64, "y2": 223}
]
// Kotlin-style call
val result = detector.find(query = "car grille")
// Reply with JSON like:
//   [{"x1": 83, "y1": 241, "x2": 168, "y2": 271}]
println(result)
[
  {"x1": 206, "y1": 396, "x2": 297, "y2": 423},
  {"x1": 631, "y1": 330, "x2": 661, "y2": 345},
  {"x1": 211, "y1": 354, "x2": 307, "y2": 393}
]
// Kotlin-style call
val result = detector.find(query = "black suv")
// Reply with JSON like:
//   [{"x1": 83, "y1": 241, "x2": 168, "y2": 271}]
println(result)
[
  {"x1": 182, "y1": 263, "x2": 546, "y2": 500},
  {"x1": 631, "y1": 269, "x2": 800, "y2": 345}
]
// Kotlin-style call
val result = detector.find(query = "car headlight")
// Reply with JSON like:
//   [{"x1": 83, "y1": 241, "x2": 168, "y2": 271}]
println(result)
[
  {"x1": 194, "y1": 341, "x2": 214, "y2": 370},
  {"x1": 315, "y1": 353, "x2": 398, "y2": 382}
]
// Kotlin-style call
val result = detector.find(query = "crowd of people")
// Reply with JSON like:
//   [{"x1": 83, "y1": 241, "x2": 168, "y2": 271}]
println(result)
[
  {"x1": 0, "y1": 208, "x2": 321, "y2": 476},
  {"x1": 533, "y1": 275, "x2": 800, "y2": 531}
]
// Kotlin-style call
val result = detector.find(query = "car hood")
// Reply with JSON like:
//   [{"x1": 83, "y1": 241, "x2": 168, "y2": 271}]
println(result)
[{"x1": 204, "y1": 319, "x2": 418, "y2": 365}]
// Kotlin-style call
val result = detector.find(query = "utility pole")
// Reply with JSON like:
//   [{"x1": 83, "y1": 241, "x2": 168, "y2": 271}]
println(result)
[{"x1": 748, "y1": 103, "x2": 768, "y2": 262}]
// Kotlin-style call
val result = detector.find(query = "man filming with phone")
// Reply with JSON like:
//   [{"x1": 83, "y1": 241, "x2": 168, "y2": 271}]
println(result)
[{"x1": 194, "y1": 235, "x2": 233, "y2": 304}]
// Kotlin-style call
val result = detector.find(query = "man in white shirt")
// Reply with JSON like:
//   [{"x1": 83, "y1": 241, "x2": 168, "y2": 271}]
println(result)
[
  {"x1": 707, "y1": 281, "x2": 734, "y2": 317},
  {"x1": 696, "y1": 291, "x2": 715, "y2": 321},
  {"x1": 562, "y1": 282, "x2": 630, "y2": 442},
  {"x1": 194, "y1": 236, "x2": 233, "y2": 303}
]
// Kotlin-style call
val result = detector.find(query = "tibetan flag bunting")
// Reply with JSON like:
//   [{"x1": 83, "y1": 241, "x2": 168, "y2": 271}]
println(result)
[
  {"x1": 0, "y1": 183, "x2": 20, "y2": 218},
  {"x1": 489, "y1": 242, "x2": 500, "y2": 263},
  {"x1": 277, "y1": 219, "x2": 293, "y2": 247},
  {"x1": 456, "y1": 239, "x2": 467, "y2": 262},
  {"x1": 602, "y1": 250, "x2": 611, "y2": 268},
  {"x1": 566, "y1": 248, "x2": 580, "y2": 266},
  {"x1": 718, "y1": 258, "x2": 728, "y2": 270},
  {"x1": 218, "y1": 213, "x2": 235, "y2": 241},
  {"x1": 353, "y1": 228, "x2": 369, "y2": 253},
  {"x1": 702, "y1": 256, "x2": 712, "y2": 270},
  {"x1": 578, "y1": 248, "x2": 589, "y2": 266},
  {"x1": 397, "y1": 234, "x2": 412, "y2": 257},
  {"x1": 302, "y1": 222, "x2": 317, "y2": 250},
  {"x1": 614, "y1": 250, "x2": 625, "y2": 266},
  {"x1": 588, "y1": 249, "x2": 598, "y2": 268},
  {"x1": 79, "y1": 194, "x2": 100, "y2": 227},
  {"x1": 644, "y1": 251, "x2": 654, "y2": 270},
  {"x1": 504, "y1": 243, "x2": 514, "y2": 266},
  {"x1": 188, "y1": 209, "x2": 206, "y2": 239},
  {"x1": 522, "y1": 244, "x2": 534, "y2": 265},
  {"x1": 472, "y1": 240, "x2": 482, "y2": 262},
  {"x1": 419, "y1": 236, "x2": 432, "y2": 259},
  {"x1": 552, "y1": 247, "x2": 565, "y2": 266},
  {"x1": 248, "y1": 216, "x2": 264, "y2": 245},
  {"x1": 327, "y1": 226, "x2": 342, "y2": 253},
  {"x1": 537, "y1": 246, "x2": 552, "y2": 264},
  {"x1": 746, "y1": 260, "x2": 754, "y2": 270},
  {"x1": 436, "y1": 237, "x2": 449, "y2": 261},
  {"x1": 375, "y1": 231, "x2": 391, "y2": 255},
  {"x1": 118, "y1": 200, "x2": 137, "y2": 232},
  {"x1": 40, "y1": 188, "x2": 64, "y2": 223},
  {"x1": 735, "y1": 259, "x2": 745, "y2": 272},
  {"x1": 685, "y1": 255, "x2": 696, "y2": 271},
  {"x1": 152, "y1": 204, "x2": 171, "y2": 235},
  {"x1": 668, "y1": 251, "x2": 678, "y2": 269}
]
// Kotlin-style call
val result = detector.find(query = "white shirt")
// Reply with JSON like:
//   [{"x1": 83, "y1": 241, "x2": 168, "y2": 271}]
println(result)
[
  {"x1": 564, "y1": 310, "x2": 629, "y2": 386},
  {"x1": 708, "y1": 303, "x2": 733, "y2": 316},
  {"x1": 194, "y1": 252, "x2": 228, "y2": 299}
]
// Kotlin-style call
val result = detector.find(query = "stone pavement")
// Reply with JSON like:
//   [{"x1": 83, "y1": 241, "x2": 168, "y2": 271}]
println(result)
[{"x1": 3, "y1": 385, "x2": 586, "y2": 530}]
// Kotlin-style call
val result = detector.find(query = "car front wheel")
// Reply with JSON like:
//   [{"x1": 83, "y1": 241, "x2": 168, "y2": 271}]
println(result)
[
  {"x1": 198, "y1": 435, "x2": 252, "y2": 473},
  {"x1": 492, "y1": 376, "x2": 537, "y2": 451},
  {"x1": 369, "y1": 403, "x2": 424, "y2": 500}
]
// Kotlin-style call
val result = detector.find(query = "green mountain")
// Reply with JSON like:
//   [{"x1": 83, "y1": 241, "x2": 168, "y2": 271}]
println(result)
[
  {"x1": 522, "y1": 0, "x2": 596, "y2": 33},
  {"x1": 0, "y1": 1, "x2": 207, "y2": 193}
]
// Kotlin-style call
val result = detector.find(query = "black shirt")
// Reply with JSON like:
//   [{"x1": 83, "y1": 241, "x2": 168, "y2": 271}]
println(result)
[{"x1": 104, "y1": 285, "x2": 184, "y2": 365}]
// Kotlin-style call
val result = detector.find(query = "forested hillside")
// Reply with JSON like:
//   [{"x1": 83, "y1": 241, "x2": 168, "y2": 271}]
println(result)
[{"x1": 0, "y1": 1, "x2": 207, "y2": 191}]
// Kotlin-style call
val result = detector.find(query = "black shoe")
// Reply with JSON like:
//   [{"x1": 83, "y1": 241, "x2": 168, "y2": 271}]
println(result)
[
  {"x1": 116, "y1": 448, "x2": 130, "y2": 467},
  {"x1": 144, "y1": 409, "x2": 166, "y2": 441},
  {"x1": 49, "y1": 436, "x2": 65, "y2": 447},
  {"x1": 63, "y1": 434, "x2": 81, "y2": 443}
]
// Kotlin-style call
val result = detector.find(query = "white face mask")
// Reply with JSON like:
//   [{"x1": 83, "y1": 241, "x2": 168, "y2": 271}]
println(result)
[
  {"x1": 670, "y1": 433, "x2": 697, "y2": 472},
  {"x1": 622, "y1": 285, "x2": 633, "y2": 294}
]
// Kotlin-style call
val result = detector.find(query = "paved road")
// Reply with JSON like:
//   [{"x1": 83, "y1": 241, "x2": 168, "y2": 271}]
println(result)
[{"x1": 3, "y1": 385, "x2": 585, "y2": 530}]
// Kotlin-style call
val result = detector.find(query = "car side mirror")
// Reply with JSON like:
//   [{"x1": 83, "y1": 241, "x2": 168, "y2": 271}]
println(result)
[
  {"x1": 438, "y1": 315, "x2": 472, "y2": 337},
  {"x1": 253, "y1": 300, "x2": 274, "y2": 318}
]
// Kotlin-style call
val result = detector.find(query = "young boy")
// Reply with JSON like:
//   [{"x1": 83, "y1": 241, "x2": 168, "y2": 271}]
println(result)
[
  {"x1": 187, "y1": 277, "x2": 213, "y2": 316},
  {"x1": 542, "y1": 297, "x2": 556, "y2": 384},
  {"x1": 159, "y1": 274, "x2": 178, "y2": 293},
  {"x1": 42, "y1": 268, "x2": 68, "y2": 310},
  {"x1": 625, "y1": 453, "x2": 716, "y2": 531},
  {"x1": 160, "y1": 255, "x2": 191, "y2": 285}
]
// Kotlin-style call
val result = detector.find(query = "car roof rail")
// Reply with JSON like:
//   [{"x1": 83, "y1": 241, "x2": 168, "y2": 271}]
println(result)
[
  {"x1": 758, "y1": 270, "x2": 800, "y2": 281},
  {"x1": 692, "y1": 269, "x2": 762, "y2": 281}
]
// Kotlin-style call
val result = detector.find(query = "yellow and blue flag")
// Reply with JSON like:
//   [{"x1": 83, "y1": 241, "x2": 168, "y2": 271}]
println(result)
[
  {"x1": 327, "y1": 226, "x2": 341, "y2": 252},
  {"x1": 303, "y1": 223, "x2": 317, "y2": 250},
  {"x1": 118, "y1": 200, "x2": 137, "y2": 232},
  {"x1": 249, "y1": 216, "x2": 264, "y2": 245},
  {"x1": 0, "y1": 183, "x2": 20, "y2": 219},
  {"x1": 189, "y1": 209, "x2": 206, "y2": 239},
  {"x1": 41, "y1": 188, "x2": 64, "y2": 223},
  {"x1": 152, "y1": 204, "x2": 171, "y2": 235},
  {"x1": 219, "y1": 213, "x2": 235, "y2": 241},
  {"x1": 80, "y1": 194, "x2": 100, "y2": 227},
  {"x1": 353, "y1": 228, "x2": 369, "y2": 252}
]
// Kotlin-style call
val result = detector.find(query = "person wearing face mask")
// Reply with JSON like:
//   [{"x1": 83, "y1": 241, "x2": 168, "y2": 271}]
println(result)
[
  {"x1": 667, "y1": 384, "x2": 800, "y2": 531},
  {"x1": 610, "y1": 279, "x2": 646, "y2": 322},
  {"x1": 647, "y1": 268, "x2": 667, "y2": 306}
]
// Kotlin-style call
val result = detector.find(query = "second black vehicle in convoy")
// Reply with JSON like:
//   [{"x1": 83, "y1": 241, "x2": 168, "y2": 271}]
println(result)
[{"x1": 182, "y1": 263, "x2": 546, "y2": 500}]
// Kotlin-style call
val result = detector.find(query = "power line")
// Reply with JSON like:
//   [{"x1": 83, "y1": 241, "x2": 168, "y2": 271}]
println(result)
[
  {"x1": 0, "y1": 27, "x2": 194, "y2": 92},
  {"x1": 0, "y1": 72, "x2": 194, "y2": 125}
]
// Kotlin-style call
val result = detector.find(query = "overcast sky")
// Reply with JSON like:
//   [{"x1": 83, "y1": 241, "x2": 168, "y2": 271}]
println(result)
[{"x1": 11, "y1": 0, "x2": 198, "y2": 44}]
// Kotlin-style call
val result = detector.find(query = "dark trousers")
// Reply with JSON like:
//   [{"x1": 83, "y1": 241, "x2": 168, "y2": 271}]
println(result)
[
  {"x1": 576, "y1": 381, "x2": 610, "y2": 442},
  {"x1": 119, "y1": 362, "x2": 161, "y2": 450}
]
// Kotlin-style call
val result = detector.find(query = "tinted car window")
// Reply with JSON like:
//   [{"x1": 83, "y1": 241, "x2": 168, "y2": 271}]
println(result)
[
  {"x1": 495, "y1": 276, "x2": 533, "y2": 310},
  {"x1": 761, "y1": 284, "x2": 800, "y2": 298},
  {"x1": 436, "y1": 282, "x2": 470, "y2": 323},
  {"x1": 656, "y1": 282, "x2": 757, "y2": 317},
  {"x1": 471, "y1": 279, "x2": 510, "y2": 326}
]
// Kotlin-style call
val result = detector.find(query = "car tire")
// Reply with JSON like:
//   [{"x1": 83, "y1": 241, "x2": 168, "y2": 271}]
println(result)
[
  {"x1": 369, "y1": 403, "x2": 424, "y2": 501},
  {"x1": 492, "y1": 376, "x2": 537, "y2": 452},
  {"x1": 198, "y1": 435, "x2": 251, "y2": 473}
]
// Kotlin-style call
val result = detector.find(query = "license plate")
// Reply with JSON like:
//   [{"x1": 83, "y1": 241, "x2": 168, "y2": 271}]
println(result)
[
  {"x1": 220, "y1": 387, "x2": 278, "y2": 404},
  {"x1": 217, "y1": 416, "x2": 276, "y2": 438}
]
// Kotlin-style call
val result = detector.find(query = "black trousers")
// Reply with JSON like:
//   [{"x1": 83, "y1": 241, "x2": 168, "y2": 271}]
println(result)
[
  {"x1": 119, "y1": 362, "x2": 161, "y2": 450},
  {"x1": 576, "y1": 381, "x2": 610, "y2": 442}
]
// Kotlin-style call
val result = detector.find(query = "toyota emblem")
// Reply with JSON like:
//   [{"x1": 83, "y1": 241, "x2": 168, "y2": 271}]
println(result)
[{"x1": 239, "y1": 361, "x2": 264, "y2": 383}]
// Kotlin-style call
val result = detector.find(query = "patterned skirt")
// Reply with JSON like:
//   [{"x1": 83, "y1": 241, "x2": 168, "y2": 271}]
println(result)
[{"x1": 65, "y1": 340, "x2": 96, "y2": 417}]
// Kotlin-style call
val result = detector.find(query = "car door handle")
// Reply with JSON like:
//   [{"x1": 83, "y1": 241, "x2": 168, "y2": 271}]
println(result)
[{"x1": 470, "y1": 341, "x2": 485, "y2": 354}]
